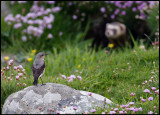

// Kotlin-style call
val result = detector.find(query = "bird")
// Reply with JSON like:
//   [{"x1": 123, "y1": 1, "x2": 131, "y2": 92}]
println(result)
[{"x1": 32, "y1": 52, "x2": 48, "y2": 86}]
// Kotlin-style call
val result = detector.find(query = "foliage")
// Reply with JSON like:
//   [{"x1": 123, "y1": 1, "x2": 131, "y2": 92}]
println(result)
[
  {"x1": 1, "y1": 42, "x2": 159, "y2": 114},
  {"x1": 1, "y1": 1, "x2": 159, "y2": 52}
]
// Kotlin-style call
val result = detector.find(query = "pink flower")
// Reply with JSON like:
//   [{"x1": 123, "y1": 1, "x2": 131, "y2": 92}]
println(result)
[
  {"x1": 121, "y1": 105, "x2": 125, "y2": 108},
  {"x1": 126, "y1": 108, "x2": 130, "y2": 111},
  {"x1": 130, "y1": 107, "x2": 135, "y2": 111},
  {"x1": 18, "y1": 65, "x2": 23, "y2": 69},
  {"x1": 52, "y1": 6, "x2": 61, "y2": 13},
  {"x1": 119, "y1": 111, "x2": 123, "y2": 114},
  {"x1": 84, "y1": 110, "x2": 89, "y2": 114},
  {"x1": 48, "y1": 33, "x2": 53, "y2": 39},
  {"x1": 69, "y1": 75, "x2": 76, "y2": 79},
  {"x1": 22, "y1": 36, "x2": 27, "y2": 42},
  {"x1": 105, "y1": 50, "x2": 109, "y2": 53},
  {"x1": 73, "y1": 15, "x2": 77, "y2": 20},
  {"x1": 17, "y1": 83, "x2": 20, "y2": 86},
  {"x1": 129, "y1": 102, "x2": 134, "y2": 106},
  {"x1": 7, "y1": 77, "x2": 10, "y2": 80},
  {"x1": 38, "y1": 106, "x2": 42, "y2": 110},
  {"x1": 109, "y1": 111, "x2": 116, "y2": 114},
  {"x1": 151, "y1": 87, "x2": 156, "y2": 91},
  {"x1": 7, "y1": 66, "x2": 9, "y2": 70},
  {"x1": 114, "y1": 9, "x2": 120, "y2": 15},
  {"x1": 18, "y1": 73, "x2": 23, "y2": 77},
  {"x1": 132, "y1": 7, "x2": 137, "y2": 12},
  {"x1": 73, "y1": 106, "x2": 77, "y2": 110},
  {"x1": 16, "y1": 76, "x2": 19, "y2": 80},
  {"x1": 133, "y1": 108, "x2": 139, "y2": 112},
  {"x1": 90, "y1": 109, "x2": 96, "y2": 113},
  {"x1": 125, "y1": 104, "x2": 129, "y2": 108},
  {"x1": 148, "y1": 111, "x2": 153, "y2": 114},
  {"x1": 49, "y1": 108, "x2": 54, "y2": 112},
  {"x1": 14, "y1": 66, "x2": 17, "y2": 70},
  {"x1": 100, "y1": 7, "x2": 106, "y2": 13},
  {"x1": 59, "y1": 32, "x2": 63, "y2": 36},
  {"x1": 68, "y1": 78, "x2": 73, "y2": 82},
  {"x1": 121, "y1": 11, "x2": 126, "y2": 15},
  {"x1": 143, "y1": 89, "x2": 150, "y2": 93},
  {"x1": 110, "y1": 14, "x2": 115, "y2": 19},
  {"x1": 8, "y1": 59, "x2": 14, "y2": 65},
  {"x1": 155, "y1": 89, "x2": 159, "y2": 95},
  {"x1": 138, "y1": 107, "x2": 142, "y2": 111},
  {"x1": 148, "y1": 97, "x2": 153, "y2": 101},
  {"x1": 61, "y1": 75, "x2": 66, "y2": 79},
  {"x1": 56, "y1": 110, "x2": 60, "y2": 114},
  {"x1": 14, "y1": 23, "x2": 22, "y2": 29},
  {"x1": 130, "y1": 93, "x2": 135, "y2": 97},
  {"x1": 101, "y1": 112, "x2": 105, "y2": 114},
  {"x1": 114, "y1": 108, "x2": 118, "y2": 112},
  {"x1": 23, "y1": 77, "x2": 26, "y2": 80},
  {"x1": 88, "y1": 92, "x2": 92, "y2": 96},
  {"x1": 47, "y1": 24, "x2": 52, "y2": 29},
  {"x1": 77, "y1": 76, "x2": 82, "y2": 81},
  {"x1": 141, "y1": 99, "x2": 146, "y2": 103},
  {"x1": 23, "y1": 83, "x2": 27, "y2": 86}
]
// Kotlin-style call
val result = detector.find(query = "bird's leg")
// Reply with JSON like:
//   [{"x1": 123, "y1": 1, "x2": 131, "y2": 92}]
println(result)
[{"x1": 40, "y1": 77, "x2": 46, "y2": 86}]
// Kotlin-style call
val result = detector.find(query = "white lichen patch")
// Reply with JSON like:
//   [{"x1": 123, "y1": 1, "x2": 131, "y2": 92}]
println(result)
[
  {"x1": 60, "y1": 106, "x2": 80, "y2": 114},
  {"x1": 22, "y1": 90, "x2": 43, "y2": 106},
  {"x1": 8, "y1": 100, "x2": 22, "y2": 112},
  {"x1": 80, "y1": 91, "x2": 112, "y2": 104},
  {"x1": 72, "y1": 96, "x2": 76, "y2": 99},
  {"x1": 43, "y1": 92, "x2": 61, "y2": 104},
  {"x1": 76, "y1": 96, "x2": 91, "y2": 107},
  {"x1": 13, "y1": 92, "x2": 19, "y2": 98}
]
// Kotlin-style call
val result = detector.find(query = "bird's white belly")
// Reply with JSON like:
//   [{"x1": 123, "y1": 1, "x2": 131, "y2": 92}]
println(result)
[{"x1": 39, "y1": 69, "x2": 45, "y2": 78}]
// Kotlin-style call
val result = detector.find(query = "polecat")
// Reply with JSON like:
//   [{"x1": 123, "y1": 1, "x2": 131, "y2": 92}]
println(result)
[{"x1": 105, "y1": 22, "x2": 131, "y2": 48}]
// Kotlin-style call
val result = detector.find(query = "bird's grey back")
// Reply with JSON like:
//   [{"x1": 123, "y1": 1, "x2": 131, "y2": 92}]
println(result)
[{"x1": 33, "y1": 58, "x2": 44, "y2": 69}]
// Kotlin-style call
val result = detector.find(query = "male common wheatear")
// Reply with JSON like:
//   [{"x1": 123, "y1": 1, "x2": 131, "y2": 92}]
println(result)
[{"x1": 32, "y1": 52, "x2": 48, "y2": 86}]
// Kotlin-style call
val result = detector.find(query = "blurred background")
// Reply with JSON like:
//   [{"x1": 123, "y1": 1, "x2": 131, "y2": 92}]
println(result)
[
  {"x1": 1, "y1": 1, "x2": 159, "y2": 114},
  {"x1": 1, "y1": 1, "x2": 159, "y2": 54}
]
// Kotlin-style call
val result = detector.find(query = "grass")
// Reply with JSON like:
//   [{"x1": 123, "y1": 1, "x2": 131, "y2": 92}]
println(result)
[{"x1": 1, "y1": 42, "x2": 159, "y2": 114}]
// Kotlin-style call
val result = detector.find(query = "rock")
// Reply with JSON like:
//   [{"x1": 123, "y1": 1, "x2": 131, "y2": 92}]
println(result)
[{"x1": 2, "y1": 83, "x2": 113, "y2": 114}]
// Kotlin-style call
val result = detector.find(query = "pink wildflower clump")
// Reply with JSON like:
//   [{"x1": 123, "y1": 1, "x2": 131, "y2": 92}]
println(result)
[
  {"x1": 151, "y1": 87, "x2": 156, "y2": 91},
  {"x1": 61, "y1": 75, "x2": 66, "y2": 79},
  {"x1": 129, "y1": 102, "x2": 134, "y2": 106},
  {"x1": 73, "y1": 106, "x2": 78, "y2": 110},
  {"x1": 143, "y1": 89, "x2": 150, "y2": 93},
  {"x1": 148, "y1": 97, "x2": 153, "y2": 101},
  {"x1": 61, "y1": 74, "x2": 82, "y2": 82},
  {"x1": 130, "y1": 93, "x2": 135, "y2": 97},
  {"x1": 90, "y1": 109, "x2": 96, "y2": 113},
  {"x1": 148, "y1": 111, "x2": 153, "y2": 114},
  {"x1": 88, "y1": 92, "x2": 92, "y2": 96},
  {"x1": 77, "y1": 76, "x2": 82, "y2": 81},
  {"x1": 5, "y1": 2, "x2": 61, "y2": 39},
  {"x1": 1, "y1": 59, "x2": 27, "y2": 86},
  {"x1": 155, "y1": 89, "x2": 159, "y2": 95},
  {"x1": 141, "y1": 99, "x2": 146, "y2": 103},
  {"x1": 109, "y1": 111, "x2": 116, "y2": 114}
]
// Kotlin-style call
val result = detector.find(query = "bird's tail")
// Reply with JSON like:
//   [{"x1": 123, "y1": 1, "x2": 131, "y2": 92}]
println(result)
[{"x1": 33, "y1": 78, "x2": 38, "y2": 86}]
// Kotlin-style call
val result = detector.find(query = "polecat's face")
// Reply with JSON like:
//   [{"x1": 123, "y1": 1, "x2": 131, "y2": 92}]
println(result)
[{"x1": 105, "y1": 22, "x2": 126, "y2": 39}]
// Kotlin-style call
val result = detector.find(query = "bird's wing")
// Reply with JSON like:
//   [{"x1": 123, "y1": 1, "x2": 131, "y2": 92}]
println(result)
[{"x1": 32, "y1": 63, "x2": 45, "y2": 79}]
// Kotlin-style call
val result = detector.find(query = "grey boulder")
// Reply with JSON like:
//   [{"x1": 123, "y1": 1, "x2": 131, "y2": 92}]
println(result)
[{"x1": 2, "y1": 83, "x2": 113, "y2": 114}]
